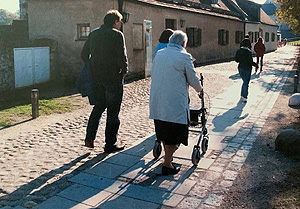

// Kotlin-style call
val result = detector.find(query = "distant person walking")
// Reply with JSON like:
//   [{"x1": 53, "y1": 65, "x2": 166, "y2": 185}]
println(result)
[
  {"x1": 154, "y1": 29, "x2": 174, "y2": 56},
  {"x1": 150, "y1": 30, "x2": 202, "y2": 175},
  {"x1": 235, "y1": 38, "x2": 258, "y2": 103},
  {"x1": 81, "y1": 10, "x2": 128, "y2": 153},
  {"x1": 254, "y1": 37, "x2": 266, "y2": 72}
]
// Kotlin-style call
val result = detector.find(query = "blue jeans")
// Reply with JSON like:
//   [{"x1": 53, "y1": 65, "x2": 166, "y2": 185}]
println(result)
[
  {"x1": 86, "y1": 82, "x2": 123, "y2": 147},
  {"x1": 238, "y1": 66, "x2": 251, "y2": 99}
]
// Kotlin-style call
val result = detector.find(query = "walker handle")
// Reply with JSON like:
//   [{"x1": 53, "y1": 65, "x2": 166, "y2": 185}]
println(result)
[
  {"x1": 199, "y1": 73, "x2": 204, "y2": 86},
  {"x1": 199, "y1": 73, "x2": 204, "y2": 99}
]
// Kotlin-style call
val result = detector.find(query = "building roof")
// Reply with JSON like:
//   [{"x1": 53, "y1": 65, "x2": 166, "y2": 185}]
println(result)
[
  {"x1": 260, "y1": 7, "x2": 277, "y2": 26},
  {"x1": 134, "y1": 0, "x2": 277, "y2": 26},
  {"x1": 135, "y1": 0, "x2": 244, "y2": 21},
  {"x1": 233, "y1": 0, "x2": 277, "y2": 26}
]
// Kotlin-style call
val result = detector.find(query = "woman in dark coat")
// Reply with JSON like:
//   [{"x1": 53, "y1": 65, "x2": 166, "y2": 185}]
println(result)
[{"x1": 254, "y1": 37, "x2": 266, "y2": 72}]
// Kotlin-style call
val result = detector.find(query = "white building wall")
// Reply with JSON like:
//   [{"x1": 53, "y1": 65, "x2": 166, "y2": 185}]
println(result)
[{"x1": 245, "y1": 23, "x2": 278, "y2": 52}]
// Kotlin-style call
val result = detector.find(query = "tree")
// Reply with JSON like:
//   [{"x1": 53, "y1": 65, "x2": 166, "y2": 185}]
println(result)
[
  {"x1": 0, "y1": 9, "x2": 17, "y2": 25},
  {"x1": 275, "y1": 0, "x2": 300, "y2": 35}
]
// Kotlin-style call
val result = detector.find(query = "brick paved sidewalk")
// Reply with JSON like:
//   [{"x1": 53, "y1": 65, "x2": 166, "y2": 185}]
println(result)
[{"x1": 0, "y1": 46, "x2": 298, "y2": 209}]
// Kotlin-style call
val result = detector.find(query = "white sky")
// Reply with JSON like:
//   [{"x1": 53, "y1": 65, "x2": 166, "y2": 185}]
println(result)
[
  {"x1": 0, "y1": 0, "x2": 19, "y2": 13},
  {"x1": 0, "y1": 0, "x2": 266, "y2": 13},
  {"x1": 253, "y1": 0, "x2": 267, "y2": 4}
]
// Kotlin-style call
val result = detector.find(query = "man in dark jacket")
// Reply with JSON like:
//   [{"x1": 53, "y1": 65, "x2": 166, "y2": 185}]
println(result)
[
  {"x1": 81, "y1": 10, "x2": 128, "y2": 152},
  {"x1": 235, "y1": 38, "x2": 258, "y2": 103}
]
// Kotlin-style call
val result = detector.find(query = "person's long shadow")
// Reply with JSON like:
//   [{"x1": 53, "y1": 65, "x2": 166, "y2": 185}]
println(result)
[
  {"x1": 1, "y1": 135, "x2": 196, "y2": 209},
  {"x1": 212, "y1": 101, "x2": 248, "y2": 133},
  {"x1": 229, "y1": 71, "x2": 261, "y2": 81},
  {"x1": 0, "y1": 152, "x2": 107, "y2": 207},
  {"x1": 95, "y1": 153, "x2": 196, "y2": 208},
  {"x1": 68, "y1": 135, "x2": 197, "y2": 208}
]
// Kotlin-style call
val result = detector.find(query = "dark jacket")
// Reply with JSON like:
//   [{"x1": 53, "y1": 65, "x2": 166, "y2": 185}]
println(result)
[
  {"x1": 254, "y1": 42, "x2": 266, "y2": 57},
  {"x1": 81, "y1": 25, "x2": 128, "y2": 86},
  {"x1": 76, "y1": 61, "x2": 96, "y2": 105},
  {"x1": 235, "y1": 47, "x2": 258, "y2": 69}
]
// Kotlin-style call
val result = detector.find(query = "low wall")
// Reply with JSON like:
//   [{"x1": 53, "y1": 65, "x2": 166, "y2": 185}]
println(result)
[
  {"x1": 0, "y1": 19, "x2": 58, "y2": 92},
  {"x1": 0, "y1": 46, "x2": 14, "y2": 91},
  {"x1": 0, "y1": 20, "x2": 29, "y2": 92}
]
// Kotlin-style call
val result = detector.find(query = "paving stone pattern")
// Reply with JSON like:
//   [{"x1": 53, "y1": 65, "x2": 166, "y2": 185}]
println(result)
[{"x1": 0, "y1": 46, "x2": 298, "y2": 209}]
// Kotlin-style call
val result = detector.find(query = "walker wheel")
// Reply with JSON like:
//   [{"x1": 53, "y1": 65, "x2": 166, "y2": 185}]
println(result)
[
  {"x1": 191, "y1": 146, "x2": 201, "y2": 165},
  {"x1": 201, "y1": 136, "x2": 209, "y2": 154},
  {"x1": 153, "y1": 141, "x2": 162, "y2": 159}
]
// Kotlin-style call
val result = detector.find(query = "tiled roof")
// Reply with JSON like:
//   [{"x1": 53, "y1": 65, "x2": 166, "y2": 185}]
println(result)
[
  {"x1": 133, "y1": 0, "x2": 277, "y2": 26},
  {"x1": 228, "y1": 0, "x2": 248, "y2": 18},
  {"x1": 135, "y1": 0, "x2": 243, "y2": 20},
  {"x1": 260, "y1": 8, "x2": 277, "y2": 26}
]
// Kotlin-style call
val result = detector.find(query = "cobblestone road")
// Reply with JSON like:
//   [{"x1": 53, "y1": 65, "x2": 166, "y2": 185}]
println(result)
[{"x1": 0, "y1": 46, "x2": 298, "y2": 209}]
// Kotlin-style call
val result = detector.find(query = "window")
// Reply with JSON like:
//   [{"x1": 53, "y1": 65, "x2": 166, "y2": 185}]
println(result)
[
  {"x1": 186, "y1": 28, "x2": 202, "y2": 47},
  {"x1": 77, "y1": 23, "x2": 90, "y2": 40},
  {"x1": 165, "y1": 19, "x2": 176, "y2": 30},
  {"x1": 218, "y1": 29, "x2": 229, "y2": 45},
  {"x1": 248, "y1": 31, "x2": 254, "y2": 43},
  {"x1": 235, "y1": 30, "x2": 244, "y2": 44},
  {"x1": 271, "y1": 33, "x2": 275, "y2": 42},
  {"x1": 265, "y1": 32, "x2": 269, "y2": 42},
  {"x1": 255, "y1": 32, "x2": 259, "y2": 42}
]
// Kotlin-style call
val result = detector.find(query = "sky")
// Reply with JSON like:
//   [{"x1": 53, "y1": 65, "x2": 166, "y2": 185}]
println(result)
[
  {"x1": 0, "y1": 0, "x2": 267, "y2": 13},
  {"x1": 253, "y1": 0, "x2": 267, "y2": 4},
  {"x1": 0, "y1": 0, "x2": 19, "y2": 13}
]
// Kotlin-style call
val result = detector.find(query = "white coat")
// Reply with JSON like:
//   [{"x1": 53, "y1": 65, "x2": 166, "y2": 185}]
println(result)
[{"x1": 149, "y1": 43, "x2": 202, "y2": 125}]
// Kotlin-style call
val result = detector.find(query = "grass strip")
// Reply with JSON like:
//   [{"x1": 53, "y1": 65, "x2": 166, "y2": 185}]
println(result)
[{"x1": 0, "y1": 98, "x2": 73, "y2": 127}]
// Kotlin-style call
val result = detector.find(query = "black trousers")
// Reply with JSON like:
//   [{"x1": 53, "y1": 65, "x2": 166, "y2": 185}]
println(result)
[
  {"x1": 256, "y1": 56, "x2": 263, "y2": 70},
  {"x1": 86, "y1": 82, "x2": 123, "y2": 147}
]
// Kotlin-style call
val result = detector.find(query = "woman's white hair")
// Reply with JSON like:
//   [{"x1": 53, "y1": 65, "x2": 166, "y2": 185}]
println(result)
[{"x1": 169, "y1": 30, "x2": 188, "y2": 47}]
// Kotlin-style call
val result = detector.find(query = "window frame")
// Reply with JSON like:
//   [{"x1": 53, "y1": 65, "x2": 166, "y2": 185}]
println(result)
[
  {"x1": 235, "y1": 30, "x2": 244, "y2": 44},
  {"x1": 186, "y1": 27, "x2": 202, "y2": 47},
  {"x1": 218, "y1": 29, "x2": 229, "y2": 45},
  {"x1": 254, "y1": 32, "x2": 259, "y2": 42},
  {"x1": 165, "y1": 19, "x2": 177, "y2": 30},
  {"x1": 77, "y1": 23, "x2": 91, "y2": 41},
  {"x1": 271, "y1": 32, "x2": 275, "y2": 42},
  {"x1": 248, "y1": 31, "x2": 254, "y2": 43},
  {"x1": 265, "y1": 32, "x2": 270, "y2": 42}
]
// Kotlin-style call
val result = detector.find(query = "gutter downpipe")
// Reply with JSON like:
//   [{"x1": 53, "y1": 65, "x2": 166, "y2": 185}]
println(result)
[
  {"x1": 118, "y1": 0, "x2": 124, "y2": 13},
  {"x1": 118, "y1": 0, "x2": 124, "y2": 32}
]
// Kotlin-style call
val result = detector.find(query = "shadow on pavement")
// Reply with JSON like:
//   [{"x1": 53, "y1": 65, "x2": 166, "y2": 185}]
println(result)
[
  {"x1": 228, "y1": 52, "x2": 298, "y2": 98},
  {"x1": 1, "y1": 135, "x2": 196, "y2": 208},
  {"x1": 212, "y1": 102, "x2": 248, "y2": 133},
  {"x1": 0, "y1": 152, "x2": 107, "y2": 208},
  {"x1": 0, "y1": 118, "x2": 33, "y2": 131}
]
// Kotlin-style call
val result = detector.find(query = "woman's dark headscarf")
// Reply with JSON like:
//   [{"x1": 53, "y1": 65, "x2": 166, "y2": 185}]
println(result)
[
  {"x1": 240, "y1": 38, "x2": 251, "y2": 49},
  {"x1": 158, "y1": 29, "x2": 174, "y2": 43}
]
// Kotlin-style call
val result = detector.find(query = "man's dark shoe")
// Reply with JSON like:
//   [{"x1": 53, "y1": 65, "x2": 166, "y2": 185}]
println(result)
[
  {"x1": 104, "y1": 145, "x2": 125, "y2": 153},
  {"x1": 162, "y1": 165, "x2": 180, "y2": 176},
  {"x1": 85, "y1": 139, "x2": 94, "y2": 148}
]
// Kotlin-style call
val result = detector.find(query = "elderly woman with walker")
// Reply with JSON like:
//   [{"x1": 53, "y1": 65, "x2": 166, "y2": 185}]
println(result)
[{"x1": 149, "y1": 30, "x2": 202, "y2": 175}]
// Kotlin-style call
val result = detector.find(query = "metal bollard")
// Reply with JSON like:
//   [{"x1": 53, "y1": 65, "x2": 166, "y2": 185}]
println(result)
[
  {"x1": 294, "y1": 74, "x2": 299, "y2": 93},
  {"x1": 31, "y1": 89, "x2": 39, "y2": 119}
]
